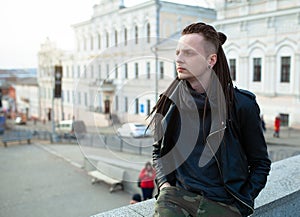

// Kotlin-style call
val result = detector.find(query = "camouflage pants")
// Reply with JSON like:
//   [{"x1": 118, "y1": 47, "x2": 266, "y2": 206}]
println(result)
[{"x1": 154, "y1": 186, "x2": 241, "y2": 217}]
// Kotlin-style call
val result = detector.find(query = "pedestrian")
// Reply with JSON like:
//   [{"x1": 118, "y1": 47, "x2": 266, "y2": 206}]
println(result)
[
  {"x1": 130, "y1": 193, "x2": 142, "y2": 204},
  {"x1": 138, "y1": 161, "x2": 156, "y2": 200},
  {"x1": 273, "y1": 115, "x2": 281, "y2": 138},
  {"x1": 149, "y1": 22, "x2": 271, "y2": 217}
]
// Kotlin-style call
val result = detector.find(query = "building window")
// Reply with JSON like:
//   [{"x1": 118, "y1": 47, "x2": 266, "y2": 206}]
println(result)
[
  {"x1": 115, "y1": 64, "x2": 118, "y2": 78},
  {"x1": 115, "y1": 30, "x2": 118, "y2": 47},
  {"x1": 115, "y1": 95, "x2": 119, "y2": 111},
  {"x1": 125, "y1": 63, "x2": 128, "y2": 79},
  {"x1": 280, "y1": 56, "x2": 291, "y2": 83},
  {"x1": 84, "y1": 92, "x2": 88, "y2": 106},
  {"x1": 147, "y1": 23, "x2": 151, "y2": 43},
  {"x1": 124, "y1": 97, "x2": 128, "y2": 112},
  {"x1": 90, "y1": 35, "x2": 94, "y2": 50},
  {"x1": 135, "y1": 98, "x2": 139, "y2": 114},
  {"x1": 280, "y1": 113, "x2": 289, "y2": 127},
  {"x1": 135, "y1": 25, "x2": 138, "y2": 44},
  {"x1": 229, "y1": 59, "x2": 236, "y2": 81},
  {"x1": 106, "y1": 31, "x2": 109, "y2": 48},
  {"x1": 124, "y1": 28, "x2": 127, "y2": 46},
  {"x1": 147, "y1": 99, "x2": 151, "y2": 115},
  {"x1": 253, "y1": 57, "x2": 261, "y2": 82},
  {"x1": 146, "y1": 62, "x2": 151, "y2": 79},
  {"x1": 106, "y1": 64, "x2": 109, "y2": 79},
  {"x1": 77, "y1": 65, "x2": 80, "y2": 78},
  {"x1": 160, "y1": 61, "x2": 164, "y2": 79},
  {"x1": 135, "y1": 63, "x2": 139, "y2": 78},
  {"x1": 98, "y1": 34, "x2": 101, "y2": 50}
]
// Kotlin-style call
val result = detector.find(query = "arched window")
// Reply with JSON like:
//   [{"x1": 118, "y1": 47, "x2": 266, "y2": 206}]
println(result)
[
  {"x1": 124, "y1": 28, "x2": 127, "y2": 46},
  {"x1": 90, "y1": 35, "x2": 94, "y2": 50},
  {"x1": 106, "y1": 31, "x2": 109, "y2": 48},
  {"x1": 98, "y1": 34, "x2": 101, "y2": 50},
  {"x1": 115, "y1": 30, "x2": 118, "y2": 47},
  {"x1": 147, "y1": 23, "x2": 151, "y2": 43},
  {"x1": 135, "y1": 25, "x2": 138, "y2": 44}
]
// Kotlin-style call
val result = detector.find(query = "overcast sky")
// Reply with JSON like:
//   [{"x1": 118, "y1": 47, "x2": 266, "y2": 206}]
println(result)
[{"x1": 0, "y1": 0, "x2": 214, "y2": 69}]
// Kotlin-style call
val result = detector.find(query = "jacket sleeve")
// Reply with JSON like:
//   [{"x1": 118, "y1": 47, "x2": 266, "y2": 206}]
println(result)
[
  {"x1": 152, "y1": 132, "x2": 169, "y2": 189},
  {"x1": 239, "y1": 98, "x2": 271, "y2": 200}
]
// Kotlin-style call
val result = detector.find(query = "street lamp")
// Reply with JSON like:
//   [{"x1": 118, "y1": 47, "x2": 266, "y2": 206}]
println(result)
[{"x1": 154, "y1": 0, "x2": 161, "y2": 102}]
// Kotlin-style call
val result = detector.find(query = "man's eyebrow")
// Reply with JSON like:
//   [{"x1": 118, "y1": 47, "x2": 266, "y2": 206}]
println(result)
[{"x1": 176, "y1": 48, "x2": 196, "y2": 52}]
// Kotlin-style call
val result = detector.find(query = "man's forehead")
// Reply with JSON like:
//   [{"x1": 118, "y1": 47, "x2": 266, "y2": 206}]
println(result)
[{"x1": 177, "y1": 34, "x2": 204, "y2": 50}]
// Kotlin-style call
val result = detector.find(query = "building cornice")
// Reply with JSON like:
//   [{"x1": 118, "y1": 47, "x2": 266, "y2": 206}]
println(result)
[{"x1": 214, "y1": 7, "x2": 300, "y2": 25}]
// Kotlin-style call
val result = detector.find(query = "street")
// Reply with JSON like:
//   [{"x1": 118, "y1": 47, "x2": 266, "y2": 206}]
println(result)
[{"x1": 0, "y1": 144, "x2": 131, "y2": 217}]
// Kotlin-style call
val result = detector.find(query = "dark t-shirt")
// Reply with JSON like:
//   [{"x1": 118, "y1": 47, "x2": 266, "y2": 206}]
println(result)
[{"x1": 174, "y1": 85, "x2": 233, "y2": 204}]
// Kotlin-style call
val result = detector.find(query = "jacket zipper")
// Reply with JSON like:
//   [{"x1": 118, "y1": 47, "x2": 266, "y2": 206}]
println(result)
[
  {"x1": 225, "y1": 186, "x2": 254, "y2": 213},
  {"x1": 206, "y1": 127, "x2": 255, "y2": 213}
]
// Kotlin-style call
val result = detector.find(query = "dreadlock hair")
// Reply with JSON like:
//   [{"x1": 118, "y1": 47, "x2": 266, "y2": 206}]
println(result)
[{"x1": 148, "y1": 22, "x2": 234, "y2": 129}]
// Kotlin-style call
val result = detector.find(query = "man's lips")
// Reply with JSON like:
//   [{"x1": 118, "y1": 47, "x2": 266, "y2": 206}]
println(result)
[{"x1": 177, "y1": 67, "x2": 186, "y2": 72}]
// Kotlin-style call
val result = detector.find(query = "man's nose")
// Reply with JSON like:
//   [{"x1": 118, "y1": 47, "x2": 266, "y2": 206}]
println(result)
[{"x1": 176, "y1": 54, "x2": 184, "y2": 63}]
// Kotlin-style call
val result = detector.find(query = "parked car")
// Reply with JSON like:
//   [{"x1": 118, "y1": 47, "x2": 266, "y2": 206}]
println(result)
[
  {"x1": 56, "y1": 120, "x2": 87, "y2": 139},
  {"x1": 15, "y1": 115, "x2": 26, "y2": 125},
  {"x1": 117, "y1": 123, "x2": 152, "y2": 138}
]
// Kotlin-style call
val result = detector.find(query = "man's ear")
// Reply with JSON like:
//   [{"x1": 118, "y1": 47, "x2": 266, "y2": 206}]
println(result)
[{"x1": 208, "y1": 54, "x2": 217, "y2": 67}]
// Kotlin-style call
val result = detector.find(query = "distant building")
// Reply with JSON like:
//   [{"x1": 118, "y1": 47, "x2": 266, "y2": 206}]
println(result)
[
  {"x1": 37, "y1": 38, "x2": 65, "y2": 123},
  {"x1": 0, "y1": 75, "x2": 16, "y2": 119},
  {"x1": 214, "y1": 0, "x2": 300, "y2": 127},
  {"x1": 14, "y1": 77, "x2": 39, "y2": 120}
]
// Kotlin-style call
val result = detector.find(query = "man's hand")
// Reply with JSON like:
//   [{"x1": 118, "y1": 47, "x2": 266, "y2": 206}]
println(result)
[{"x1": 159, "y1": 182, "x2": 171, "y2": 191}]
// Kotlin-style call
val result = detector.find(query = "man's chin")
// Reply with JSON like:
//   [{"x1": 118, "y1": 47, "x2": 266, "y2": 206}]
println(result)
[{"x1": 177, "y1": 73, "x2": 191, "y2": 80}]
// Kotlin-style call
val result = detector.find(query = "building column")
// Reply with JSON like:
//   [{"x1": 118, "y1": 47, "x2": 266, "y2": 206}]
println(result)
[
  {"x1": 265, "y1": 55, "x2": 276, "y2": 96},
  {"x1": 293, "y1": 54, "x2": 300, "y2": 98},
  {"x1": 238, "y1": 56, "x2": 249, "y2": 89}
]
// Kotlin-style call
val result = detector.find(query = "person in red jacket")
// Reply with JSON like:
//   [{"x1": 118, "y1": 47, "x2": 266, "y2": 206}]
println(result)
[
  {"x1": 273, "y1": 115, "x2": 281, "y2": 138},
  {"x1": 138, "y1": 161, "x2": 156, "y2": 200}
]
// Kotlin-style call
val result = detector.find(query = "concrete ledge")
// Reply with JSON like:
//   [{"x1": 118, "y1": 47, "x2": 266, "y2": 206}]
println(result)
[
  {"x1": 91, "y1": 154, "x2": 300, "y2": 217},
  {"x1": 252, "y1": 154, "x2": 300, "y2": 217},
  {"x1": 91, "y1": 198, "x2": 155, "y2": 217}
]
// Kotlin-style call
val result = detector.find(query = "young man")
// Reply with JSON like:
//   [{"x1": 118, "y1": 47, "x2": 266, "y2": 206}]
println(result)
[{"x1": 150, "y1": 22, "x2": 271, "y2": 217}]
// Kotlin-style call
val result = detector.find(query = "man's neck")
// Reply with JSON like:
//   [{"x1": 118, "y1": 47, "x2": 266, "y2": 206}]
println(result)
[{"x1": 186, "y1": 78, "x2": 206, "y2": 93}]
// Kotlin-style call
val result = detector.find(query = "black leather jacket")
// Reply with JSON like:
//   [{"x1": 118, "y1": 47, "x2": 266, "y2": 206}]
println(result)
[{"x1": 152, "y1": 87, "x2": 271, "y2": 217}]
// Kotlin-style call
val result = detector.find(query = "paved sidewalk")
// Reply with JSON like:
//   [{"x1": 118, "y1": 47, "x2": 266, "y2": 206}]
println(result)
[
  {"x1": 264, "y1": 126, "x2": 300, "y2": 147},
  {"x1": 35, "y1": 142, "x2": 151, "y2": 172}
]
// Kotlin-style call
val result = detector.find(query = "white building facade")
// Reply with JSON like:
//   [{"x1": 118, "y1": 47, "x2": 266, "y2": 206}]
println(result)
[
  {"x1": 14, "y1": 78, "x2": 39, "y2": 120},
  {"x1": 45, "y1": 0, "x2": 216, "y2": 126},
  {"x1": 214, "y1": 0, "x2": 300, "y2": 127}
]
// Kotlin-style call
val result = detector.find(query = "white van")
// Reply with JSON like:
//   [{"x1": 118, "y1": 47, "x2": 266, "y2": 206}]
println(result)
[{"x1": 56, "y1": 120, "x2": 87, "y2": 139}]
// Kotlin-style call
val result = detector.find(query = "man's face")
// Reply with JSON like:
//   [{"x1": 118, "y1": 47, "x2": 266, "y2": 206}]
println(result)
[{"x1": 175, "y1": 33, "x2": 210, "y2": 82}]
